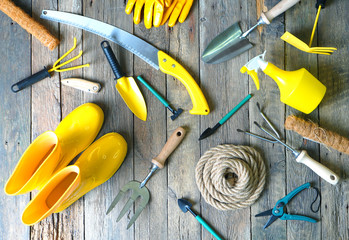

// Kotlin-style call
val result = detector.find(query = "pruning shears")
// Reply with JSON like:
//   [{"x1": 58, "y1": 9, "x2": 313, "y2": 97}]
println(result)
[{"x1": 255, "y1": 182, "x2": 318, "y2": 229}]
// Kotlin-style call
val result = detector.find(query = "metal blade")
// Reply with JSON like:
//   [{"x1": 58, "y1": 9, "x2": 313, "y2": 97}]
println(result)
[
  {"x1": 117, "y1": 197, "x2": 136, "y2": 222},
  {"x1": 126, "y1": 205, "x2": 146, "y2": 229},
  {"x1": 255, "y1": 209, "x2": 273, "y2": 217},
  {"x1": 40, "y1": 10, "x2": 160, "y2": 69},
  {"x1": 202, "y1": 22, "x2": 252, "y2": 64},
  {"x1": 263, "y1": 215, "x2": 279, "y2": 229},
  {"x1": 199, "y1": 123, "x2": 221, "y2": 140},
  {"x1": 106, "y1": 190, "x2": 126, "y2": 215},
  {"x1": 177, "y1": 199, "x2": 192, "y2": 213}
]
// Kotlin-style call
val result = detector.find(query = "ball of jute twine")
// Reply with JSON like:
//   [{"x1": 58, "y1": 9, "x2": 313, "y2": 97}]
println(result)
[{"x1": 195, "y1": 144, "x2": 266, "y2": 210}]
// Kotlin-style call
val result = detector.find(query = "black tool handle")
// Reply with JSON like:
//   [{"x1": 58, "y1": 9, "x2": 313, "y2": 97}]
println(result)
[
  {"x1": 11, "y1": 67, "x2": 51, "y2": 93},
  {"x1": 100, "y1": 41, "x2": 124, "y2": 80},
  {"x1": 316, "y1": 0, "x2": 326, "y2": 9}
]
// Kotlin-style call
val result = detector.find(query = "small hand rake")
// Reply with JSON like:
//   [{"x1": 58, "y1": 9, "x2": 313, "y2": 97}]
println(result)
[
  {"x1": 106, "y1": 127, "x2": 186, "y2": 229},
  {"x1": 281, "y1": 0, "x2": 337, "y2": 55}
]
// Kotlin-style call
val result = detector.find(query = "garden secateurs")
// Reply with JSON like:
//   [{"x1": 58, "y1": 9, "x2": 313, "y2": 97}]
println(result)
[
  {"x1": 237, "y1": 103, "x2": 339, "y2": 185},
  {"x1": 255, "y1": 182, "x2": 318, "y2": 229},
  {"x1": 106, "y1": 127, "x2": 186, "y2": 229}
]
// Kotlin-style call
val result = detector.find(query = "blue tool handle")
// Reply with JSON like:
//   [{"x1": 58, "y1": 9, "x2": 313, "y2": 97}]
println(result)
[
  {"x1": 218, "y1": 94, "x2": 252, "y2": 125},
  {"x1": 137, "y1": 76, "x2": 169, "y2": 107},
  {"x1": 281, "y1": 213, "x2": 317, "y2": 223},
  {"x1": 280, "y1": 182, "x2": 311, "y2": 204},
  {"x1": 196, "y1": 215, "x2": 223, "y2": 240}
]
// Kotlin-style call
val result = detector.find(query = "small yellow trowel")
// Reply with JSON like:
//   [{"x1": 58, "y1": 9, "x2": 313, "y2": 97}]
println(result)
[
  {"x1": 281, "y1": 0, "x2": 336, "y2": 55},
  {"x1": 101, "y1": 41, "x2": 147, "y2": 121}
]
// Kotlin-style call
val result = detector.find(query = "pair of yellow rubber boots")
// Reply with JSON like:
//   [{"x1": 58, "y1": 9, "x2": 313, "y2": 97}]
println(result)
[{"x1": 4, "y1": 103, "x2": 127, "y2": 225}]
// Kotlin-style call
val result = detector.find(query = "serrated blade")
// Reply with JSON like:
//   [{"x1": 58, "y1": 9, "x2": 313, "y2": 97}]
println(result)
[{"x1": 40, "y1": 10, "x2": 160, "y2": 69}]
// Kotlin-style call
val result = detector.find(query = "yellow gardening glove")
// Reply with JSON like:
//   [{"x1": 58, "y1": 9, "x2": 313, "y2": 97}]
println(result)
[
  {"x1": 144, "y1": 0, "x2": 165, "y2": 28},
  {"x1": 125, "y1": 0, "x2": 145, "y2": 25},
  {"x1": 161, "y1": 0, "x2": 193, "y2": 27},
  {"x1": 125, "y1": 0, "x2": 172, "y2": 28}
]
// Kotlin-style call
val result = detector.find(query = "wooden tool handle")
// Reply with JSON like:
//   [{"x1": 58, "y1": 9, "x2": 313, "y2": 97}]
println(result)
[
  {"x1": 0, "y1": 0, "x2": 59, "y2": 50},
  {"x1": 261, "y1": 0, "x2": 300, "y2": 24},
  {"x1": 151, "y1": 127, "x2": 186, "y2": 169},
  {"x1": 61, "y1": 78, "x2": 101, "y2": 93}
]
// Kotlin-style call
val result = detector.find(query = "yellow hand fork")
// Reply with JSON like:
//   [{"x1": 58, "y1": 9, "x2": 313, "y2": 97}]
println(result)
[
  {"x1": 281, "y1": 0, "x2": 337, "y2": 55},
  {"x1": 11, "y1": 37, "x2": 89, "y2": 92}
]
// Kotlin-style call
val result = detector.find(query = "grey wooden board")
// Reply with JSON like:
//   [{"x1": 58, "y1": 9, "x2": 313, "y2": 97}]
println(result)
[
  {"x1": 0, "y1": 0, "x2": 31, "y2": 239},
  {"x1": 0, "y1": 0, "x2": 348, "y2": 239}
]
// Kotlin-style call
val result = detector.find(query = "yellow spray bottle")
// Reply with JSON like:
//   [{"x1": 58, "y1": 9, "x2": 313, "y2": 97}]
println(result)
[{"x1": 240, "y1": 51, "x2": 326, "y2": 114}]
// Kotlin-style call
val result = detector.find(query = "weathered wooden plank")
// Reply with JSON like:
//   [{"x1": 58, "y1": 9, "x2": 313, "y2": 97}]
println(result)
[
  {"x1": 132, "y1": 21, "x2": 168, "y2": 240},
  {"x1": 318, "y1": 1, "x2": 349, "y2": 239},
  {"x1": 54, "y1": 0, "x2": 85, "y2": 239},
  {"x1": 166, "y1": 1, "x2": 201, "y2": 240},
  {"x1": 248, "y1": 0, "x2": 288, "y2": 238},
  {"x1": 199, "y1": 0, "x2": 251, "y2": 239},
  {"x1": 0, "y1": 0, "x2": 31, "y2": 238},
  {"x1": 82, "y1": 1, "x2": 135, "y2": 239},
  {"x1": 284, "y1": 1, "x2": 322, "y2": 240},
  {"x1": 29, "y1": 0, "x2": 61, "y2": 238}
]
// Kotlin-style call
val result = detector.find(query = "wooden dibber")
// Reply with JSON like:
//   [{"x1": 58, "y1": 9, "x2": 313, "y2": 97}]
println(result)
[
  {"x1": 285, "y1": 115, "x2": 349, "y2": 155},
  {"x1": 0, "y1": 0, "x2": 59, "y2": 50}
]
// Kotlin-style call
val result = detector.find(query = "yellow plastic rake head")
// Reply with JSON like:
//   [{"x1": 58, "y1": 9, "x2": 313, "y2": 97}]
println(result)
[
  {"x1": 281, "y1": 5, "x2": 337, "y2": 55},
  {"x1": 48, "y1": 37, "x2": 90, "y2": 73}
]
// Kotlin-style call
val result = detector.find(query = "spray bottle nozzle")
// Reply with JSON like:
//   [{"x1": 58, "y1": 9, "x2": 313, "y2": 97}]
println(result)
[{"x1": 240, "y1": 51, "x2": 268, "y2": 90}]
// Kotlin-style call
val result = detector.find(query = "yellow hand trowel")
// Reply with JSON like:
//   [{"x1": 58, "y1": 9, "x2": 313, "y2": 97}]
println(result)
[
  {"x1": 101, "y1": 41, "x2": 147, "y2": 121},
  {"x1": 281, "y1": 0, "x2": 336, "y2": 55}
]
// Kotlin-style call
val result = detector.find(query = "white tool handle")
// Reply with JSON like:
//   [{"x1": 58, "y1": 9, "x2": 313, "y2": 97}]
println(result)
[
  {"x1": 261, "y1": 0, "x2": 300, "y2": 24},
  {"x1": 296, "y1": 150, "x2": 339, "y2": 185}
]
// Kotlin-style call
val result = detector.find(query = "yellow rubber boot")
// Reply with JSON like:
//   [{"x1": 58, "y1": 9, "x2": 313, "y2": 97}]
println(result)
[
  {"x1": 4, "y1": 103, "x2": 104, "y2": 195},
  {"x1": 21, "y1": 132, "x2": 127, "y2": 225}
]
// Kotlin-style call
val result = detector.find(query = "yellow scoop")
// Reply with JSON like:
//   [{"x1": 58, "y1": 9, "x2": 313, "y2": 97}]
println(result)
[
  {"x1": 281, "y1": 4, "x2": 337, "y2": 55},
  {"x1": 101, "y1": 41, "x2": 147, "y2": 121}
]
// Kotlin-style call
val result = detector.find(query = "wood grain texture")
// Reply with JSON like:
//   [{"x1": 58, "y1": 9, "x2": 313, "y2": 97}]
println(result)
[
  {"x1": 0, "y1": 0, "x2": 348, "y2": 239},
  {"x1": 199, "y1": 0, "x2": 251, "y2": 239},
  {"x1": 167, "y1": 1, "x2": 201, "y2": 239},
  {"x1": 248, "y1": 0, "x2": 288, "y2": 238},
  {"x1": 318, "y1": 1, "x2": 349, "y2": 239},
  {"x1": 284, "y1": 0, "x2": 322, "y2": 239},
  {"x1": 133, "y1": 18, "x2": 168, "y2": 240},
  {"x1": 82, "y1": 0, "x2": 135, "y2": 239},
  {"x1": 56, "y1": 0, "x2": 85, "y2": 239},
  {"x1": 0, "y1": 0, "x2": 31, "y2": 239},
  {"x1": 30, "y1": 0, "x2": 61, "y2": 239}
]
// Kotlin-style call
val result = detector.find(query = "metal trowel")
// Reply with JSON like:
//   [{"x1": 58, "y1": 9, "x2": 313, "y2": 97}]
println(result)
[
  {"x1": 101, "y1": 41, "x2": 147, "y2": 121},
  {"x1": 202, "y1": 0, "x2": 300, "y2": 64}
]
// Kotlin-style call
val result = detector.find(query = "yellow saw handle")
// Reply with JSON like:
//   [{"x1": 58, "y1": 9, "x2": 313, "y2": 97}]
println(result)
[{"x1": 158, "y1": 51, "x2": 210, "y2": 115}]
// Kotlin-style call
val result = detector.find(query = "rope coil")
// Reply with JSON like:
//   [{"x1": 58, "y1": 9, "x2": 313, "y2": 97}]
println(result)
[{"x1": 195, "y1": 144, "x2": 266, "y2": 210}]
